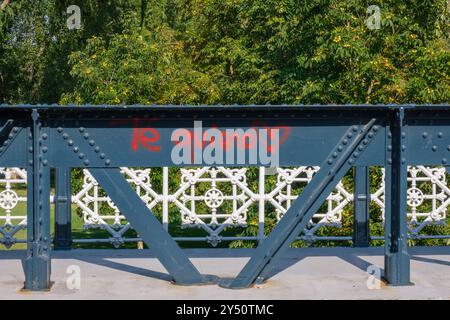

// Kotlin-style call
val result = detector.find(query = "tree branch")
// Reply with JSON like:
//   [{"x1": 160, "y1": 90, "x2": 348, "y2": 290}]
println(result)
[{"x1": 1, "y1": 0, "x2": 10, "y2": 11}]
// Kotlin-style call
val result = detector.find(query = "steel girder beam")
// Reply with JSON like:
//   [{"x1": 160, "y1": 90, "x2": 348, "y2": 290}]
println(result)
[
  {"x1": 220, "y1": 119, "x2": 378, "y2": 288},
  {"x1": 25, "y1": 110, "x2": 52, "y2": 290},
  {"x1": 2, "y1": 105, "x2": 448, "y2": 290},
  {"x1": 89, "y1": 168, "x2": 216, "y2": 285},
  {"x1": 384, "y1": 107, "x2": 412, "y2": 285},
  {"x1": 54, "y1": 167, "x2": 72, "y2": 250},
  {"x1": 353, "y1": 166, "x2": 371, "y2": 247}
]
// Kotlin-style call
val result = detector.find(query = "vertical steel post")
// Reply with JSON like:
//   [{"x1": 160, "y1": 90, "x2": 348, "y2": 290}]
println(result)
[
  {"x1": 384, "y1": 107, "x2": 412, "y2": 285},
  {"x1": 353, "y1": 166, "x2": 370, "y2": 247},
  {"x1": 54, "y1": 167, "x2": 72, "y2": 250},
  {"x1": 25, "y1": 109, "x2": 52, "y2": 290}
]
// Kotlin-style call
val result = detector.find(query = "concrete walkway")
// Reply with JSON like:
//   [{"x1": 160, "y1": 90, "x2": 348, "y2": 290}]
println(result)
[{"x1": 0, "y1": 247, "x2": 448, "y2": 300}]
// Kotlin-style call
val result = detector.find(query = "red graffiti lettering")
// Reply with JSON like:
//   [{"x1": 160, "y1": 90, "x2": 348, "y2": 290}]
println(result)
[
  {"x1": 109, "y1": 117, "x2": 161, "y2": 152},
  {"x1": 132, "y1": 127, "x2": 160, "y2": 152}
]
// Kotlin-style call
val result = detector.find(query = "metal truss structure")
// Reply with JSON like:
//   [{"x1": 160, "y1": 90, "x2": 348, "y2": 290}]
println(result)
[{"x1": 0, "y1": 104, "x2": 449, "y2": 290}]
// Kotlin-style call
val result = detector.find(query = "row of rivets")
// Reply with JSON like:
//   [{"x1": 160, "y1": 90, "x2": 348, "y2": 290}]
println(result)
[
  {"x1": 0, "y1": 127, "x2": 21, "y2": 155},
  {"x1": 327, "y1": 126, "x2": 361, "y2": 165},
  {"x1": 347, "y1": 124, "x2": 379, "y2": 165},
  {"x1": 78, "y1": 127, "x2": 111, "y2": 166},
  {"x1": 38, "y1": 120, "x2": 49, "y2": 252},
  {"x1": 57, "y1": 128, "x2": 91, "y2": 167}
]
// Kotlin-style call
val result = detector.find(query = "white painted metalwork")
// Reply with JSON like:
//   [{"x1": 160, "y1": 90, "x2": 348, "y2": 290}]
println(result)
[
  {"x1": 372, "y1": 166, "x2": 448, "y2": 238},
  {"x1": 0, "y1": 166, "x2": 448, "y2": 248},
  {"x1": 0, "y1": 168, "x2": 27, "y2": 247}
]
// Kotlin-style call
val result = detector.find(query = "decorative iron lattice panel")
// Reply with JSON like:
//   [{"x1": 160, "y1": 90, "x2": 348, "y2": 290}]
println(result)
[{"x1": 0, "y1": 166, "x2": 448, "y2": 248}]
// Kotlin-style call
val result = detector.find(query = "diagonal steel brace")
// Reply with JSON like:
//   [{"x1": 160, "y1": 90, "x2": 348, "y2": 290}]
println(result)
[
  {"x1": 89, "y1": 168, "x2": 217, "y2": 285},
  {"x1": 219, "y1": 118, "x2": 378, "y2": 289}
]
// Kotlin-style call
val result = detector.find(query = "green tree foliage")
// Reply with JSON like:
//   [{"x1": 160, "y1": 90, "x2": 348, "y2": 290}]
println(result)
[
  {"x1": 1, "y1": 0, "x2": 448, "y2": 104},
  {"x1": 0, "y1": 1, "x2": 449, "y2": 247},
  {"x1": 61, "y1": 29, "x2": 219, "y2": 104},
  {"x1": 177, "y1": 0, "x2": 449, "y2": 104},
  {"x1": 0, "y1": 0, "x2": 150, "y2": 103}
]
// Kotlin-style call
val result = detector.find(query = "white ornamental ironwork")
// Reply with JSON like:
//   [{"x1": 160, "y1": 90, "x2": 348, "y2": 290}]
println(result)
[
  {"x1": 267, "y1": 166, "x2": 353, "y2": 243},
  {"x1": 372, "y1": 166, "x2": 448, "y2": 237},
  {"x1": 0, "y1": 166, "x2": 448, "y2": 248},
  {"x1": 0, "y1": 168, "x2": 27, "y2": 248}
]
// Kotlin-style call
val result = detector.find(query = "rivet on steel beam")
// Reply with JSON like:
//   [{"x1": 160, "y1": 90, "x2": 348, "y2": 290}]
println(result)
[
  {"x1": 42, "y1": 147, "x2": 48, "y2": 153},
  {"x1": 3, "y1": 141, "x2": 9, "y2": 146},
  {"x1": 12, "y1": 127, "x2": 19, "y2": 133},
  {"x1": 42, "y1": 133, "x2": 48, "y2": 140},
  {"x1": 353, "y1": 152, "x2": 359, "y2": 158},
  {"x1": 401, "y1": 158, "x2": 406, "y2": 164},
  {"x1": 0, "y1": 147, "x2": 4, "y2": 153},
  {"x1": 42, "y1": 160, "x2": 48, "y2": 166},
  {"x1": 94, "y1": 146, "x2": 100, "y2": 153},
  {"x1": 422, "y1": 132, "x2": 428, "y2": 138},
  {"x1": 57, "y1": 127, "x2": 63, "y2": 133},
  {"x1": 342, "y1": 139, "x2": 348, "y2": 145},
  {"x1": 373, "y1": 125, "x2": 379, "y2": 132},
  {"x1": 83, "y1": 133, "x2": 89, "y2": 139},
  {"x1": 401, "y1": 132, "x2": 406, "y2": 139},
  {"x1": 442, "y1": 158, "x2": 447, "y2": 164},
  {"x1": 62, "y1": 133, "x2": 69, "y2": 140},
  {"x1": 401, "y1": 145, "x2": 406, "y2": 151},
  {"x1": 105, "y1": 159, "x2": 111, "y2": 166},
  {"x1": 347, "y1": 132, "x2": 353, "y2": 138},
  {"x1": 362, "y1": 139, "x2": 369, "y2": 145},
  {"x1": 68, "y1": 140, "x2": 74, "y2": 146},
  {"x1": 28, "y1": 160, "x2": 33, "y2": 165},
  {"x1": 8, "y1": 133, "x2": 14, "y2": 139},
  {"x1": 79, "y1": 127, "x2": 85, "y2": 133},
  {"x1": 100, "y1": 153, "x2": 106, "y2": 159},
  {"x1": 432, "y1": 145, "x2": 438, "y2": 152},
  {"x1": 352, "y1": 126, "x2": 358, "y2": 132},
  {"x1": 387, "y1": 145, "x2": 392, "y2": 151},
  {"x1": 84, "y1": 159, "x2": 90, "y2": 166},
  {"x1": 438, "y1": 132, "x2": 443, "y2": 138},
  {"x1": 332, "y1": 152, "x2": 338, "y2": 158},
  {"x1": 368, "y1": 132, "x2": 374, "y2": 139},
  {"x1": 89, "y1": 140, "x2": 95, "y2": 146},
  {"x1": 327, "y1": 159, "x2": 333, "y2": 164},
  {"x1": 348, "y1": 159, "x2": 355, "y2": 165},
  {"x1": 78, "y1": 153, "x2": 85, "y2": 159},
  {"x1": 447, "y1": 145, "x2": 450, "y2": 151},
  {"x1": 73, "y1": 147, "x2": 79, "y2": 153},
  {"x1": 388, "y1": 132, "x2": 392, "y2": 139},
  {"x1": 358, "y1": 145, "x2": 364, "y2": 151},
  {"x1": 337, "y1": 145, "x2": 343, "y2": 152}
]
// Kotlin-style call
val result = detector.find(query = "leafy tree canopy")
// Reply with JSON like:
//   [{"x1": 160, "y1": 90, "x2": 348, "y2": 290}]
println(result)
[{"x1": 0, "y1": 0, "x2": 448, "y2": 104}]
